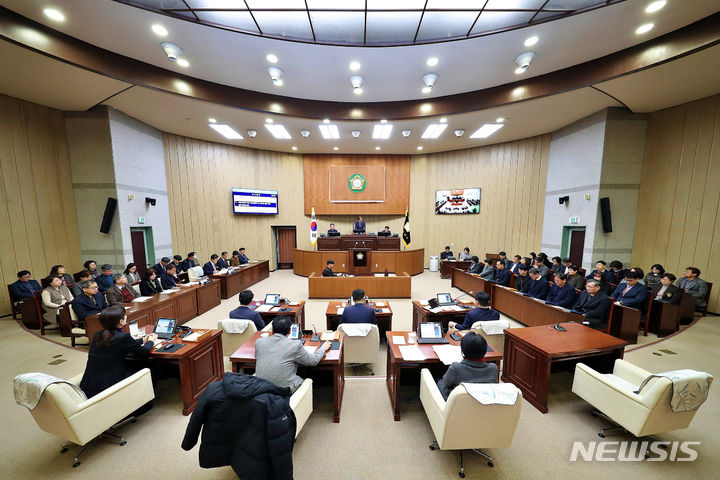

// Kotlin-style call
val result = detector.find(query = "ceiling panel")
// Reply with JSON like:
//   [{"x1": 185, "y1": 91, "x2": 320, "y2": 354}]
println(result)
[
  {"x1": 186, "y1": 1, "x2": 247, "y2": 8},
  {"x1": 416, "y1": 11, "x2": 480, "y2": 42},
  {"x1": 195, "y1": 11, "x2": 257, "y2": 32},
  {"x1": 365, "y1": 11, "x2": 422, "y2": 44},
  {"x1": 366, "y1": 0, "x2": 426, "y2": 10},
  {"x1": 310, "y1": 12, "x2": 365, "y2": 44},
  {"x1": 485, "y1": 0, "x2": 546, "y2": 8},
  {"x1": 470, "y1": 11, "x2": 534, "y2": 34},
  {"x1": 252, "y1": 11, "x2": 313, "y2": 39},
  {"x1": 543, "y1": 0, "x2": 598, "y2": 10},
  {"x1": 245, "y1": 0, "x2": 306, "y2": 8}
]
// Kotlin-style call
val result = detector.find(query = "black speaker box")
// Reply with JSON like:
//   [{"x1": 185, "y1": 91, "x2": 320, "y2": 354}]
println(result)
[
  {"x1": 600, "y1": 197, "x2": 612, "y2": 233},
  {"x1": 100, "y1": 197, "x2": 118, "y2": 234}
]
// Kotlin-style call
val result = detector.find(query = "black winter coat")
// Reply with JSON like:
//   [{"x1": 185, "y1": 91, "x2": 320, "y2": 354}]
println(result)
[{"x1": 181, "y1": 373, "x2": 296, "y2": 480}]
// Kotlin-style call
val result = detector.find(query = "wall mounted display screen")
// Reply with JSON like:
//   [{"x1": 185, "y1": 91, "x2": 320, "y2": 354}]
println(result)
[
  {"x1": 435, "y1": 188, "x2": 481, "y2": 214},
  {"x1": 232, "y1": 188, "x2": 278, "y2": 215}
]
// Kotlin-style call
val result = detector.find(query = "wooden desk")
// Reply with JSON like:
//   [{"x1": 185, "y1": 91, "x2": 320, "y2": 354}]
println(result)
[
  {"x1": 196, "y1": 280, "x2": 222, "y2": 315},
  {"x1": 440, "y1": 260, "x2": 472, "y2": 279},
  {"x1": 608, "y1": 303, "x2": 640, "y2": 345},
  {"x1": 211, "y1": 260, "x2": 270, "y2": 299},
  {"x1": 230, "y1": 332, "x2": 346, "y2": 423},
  {"x1": 648, "y1": 300, "x2": 680, "y2": 337},
  {"x1": 250, "y1": 301, "x2": 306, "y2": 329},
  {"x1": 293, "y1": 249, "x2": 424, "y2": 277},
  {"x1": 308, "y1": 273, "x2": 412, "y2": 298},
  {"x1": 19, "y1": 296, "x2": 42, "y2": 332},
  {"x1": 502, "y1": 322, "x2": 626, "y2": 413},
  {"x1": 491, "y1": 286, "x2": 580, "y2": 327},
  {"x1": 411, "y1": 301, "x2": 476, "y2": 330},
  {"x1": 451, "y1": 269, "x2": 494, "y2": 301},
  {"x1": 385, "y1": 331, "x2": 502, "y2": 421},
  {"x1": 325, "y1": 301, "x2": 393, "y2": 338},
  {"x1": 148, "y1": 329, "x2": 224, "y2": 415},
  {"x1": 317, "y1": 235, "x2": 400, "y2": 251}
]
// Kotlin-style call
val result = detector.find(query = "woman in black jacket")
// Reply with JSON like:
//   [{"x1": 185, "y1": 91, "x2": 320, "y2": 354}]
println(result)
[
  {"x1": 79, "y1": 306, "x2": 157, "y2": 399},
  {"x1": 139, "y1": 268, "x2": 163, "y2": 296}
]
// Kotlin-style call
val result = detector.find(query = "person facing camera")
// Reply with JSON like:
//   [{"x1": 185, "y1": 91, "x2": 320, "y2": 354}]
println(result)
[{"x1": 436, "y1": 332, "x2": 497, "y2": 400}]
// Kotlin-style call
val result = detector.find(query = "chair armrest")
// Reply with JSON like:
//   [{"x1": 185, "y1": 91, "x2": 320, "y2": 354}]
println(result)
[
  {"x1": 420, "y1": 368, "x2": 448, "y2": 446},
  {"x1": 612, "y1": 359, "x2": 652, "y2": 386},
  {"x1": 290, "y1": 378, "x2": 313, "y2": 439},
  {"x1": 74, "y1": 368, "x2": 154, "y2": 412},
  {"x1": 574, "y1": 363, "x2": 645, "y2": 406}
]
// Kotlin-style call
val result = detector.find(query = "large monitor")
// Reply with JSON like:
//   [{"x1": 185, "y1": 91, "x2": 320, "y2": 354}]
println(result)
[
  {"x1": 435, "y1": 188, "x2": 481, "y2": 214},
  {"x1": 232, "y1": 188, "x2": 278, "y2": 215}
]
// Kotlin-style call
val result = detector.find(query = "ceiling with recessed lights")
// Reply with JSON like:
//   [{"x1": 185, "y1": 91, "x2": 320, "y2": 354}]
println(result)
[{"x1": 0, "y1": 0, "x2": 719, "y2": 155}]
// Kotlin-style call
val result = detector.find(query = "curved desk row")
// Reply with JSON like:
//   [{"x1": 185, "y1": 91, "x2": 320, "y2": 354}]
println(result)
[
  {"x1": 293, "y1": 248, "x2": 424, "y2": 277},
  {"x1": 308, "y1": 272, "x2": 412, "y2": 298}
]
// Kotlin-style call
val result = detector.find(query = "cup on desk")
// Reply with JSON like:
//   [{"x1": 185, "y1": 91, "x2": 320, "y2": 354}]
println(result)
[{"x1": 407, "y1": 332, "x2": 416, "y2": 344}]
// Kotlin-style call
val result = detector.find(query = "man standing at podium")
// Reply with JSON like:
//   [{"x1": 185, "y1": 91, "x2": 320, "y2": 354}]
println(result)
[{"x1": 353, "y1": 216, "x2": 366, "y2": 234}]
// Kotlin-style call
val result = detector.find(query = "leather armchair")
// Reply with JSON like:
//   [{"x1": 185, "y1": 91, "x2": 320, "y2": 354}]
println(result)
[
  {"x1": 218, "y1": 319, "x2": 258, "y2": 371},
  {"x1": 290, "y1": 378, "x2": 313, "y2": 438},
  {"x1": 337, "y1": 323, "x2": 379, "y2": 374},
  {"x1": 471, "y1": 319, "x2": 510, "y2": 354}
]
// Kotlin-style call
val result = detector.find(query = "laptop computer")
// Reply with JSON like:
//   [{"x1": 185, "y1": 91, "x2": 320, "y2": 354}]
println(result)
[
  {"x1": 264, "y1": 293, "x2": 281, "y2": 306},
  {"x1": 416, "y1": 322, "x2": 449, "y2": 344},
  {"x1": 154, "y1": 318, "x2": 177, "y2": 339},
  {"x1": 436, "y1": 293, "x2": 455, "y2": 306}
]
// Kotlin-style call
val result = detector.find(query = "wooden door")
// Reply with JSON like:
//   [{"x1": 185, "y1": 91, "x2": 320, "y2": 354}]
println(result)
[
  {"x1": 569, "y1": 229, "x2": 586, "y2": 266},
  {"x1": 131, "y1": 230, "x2": 148, "y2": 278},
  {"x1": 276, "y1": 227, "x2": 297, "y2": 269}
]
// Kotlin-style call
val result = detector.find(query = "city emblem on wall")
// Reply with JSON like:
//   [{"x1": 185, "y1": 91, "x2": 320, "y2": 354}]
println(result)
[
  {"x1": 347, "y1": 173, "x2": 367, "y2": 193},
  {"x1": 356, "y1": 251, "x2": 364, "y2": 260}
]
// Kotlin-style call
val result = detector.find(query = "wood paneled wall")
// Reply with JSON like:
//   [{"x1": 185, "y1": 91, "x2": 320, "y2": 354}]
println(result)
[
  {"x1": 632, "y1": 94, "x2": 720, "y2": 312},
  {"x1": 0, "y1": 94, "x2": 81, "y2": 316}
]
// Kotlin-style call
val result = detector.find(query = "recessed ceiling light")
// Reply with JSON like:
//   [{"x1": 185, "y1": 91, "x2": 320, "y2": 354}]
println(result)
[
  {"x1": 209, "y1": 124, "x2": 243, "y2": 140},
  {"x1": 266, "y1": 54, "x2": 278, "y2": 64},
  {"x1": 266, "y1": 118, "x2": 274, "y2": 124},
  {"x1": 381, "y1": 119, "x2": 388, "y2": 124},
  {"x1": 454, "y1": 129, "x2": 465, "y2": 137},
  {"x1": 292, "y1": 146, "x2": 298, "y2": 151},
  {"x1": 515, "y1": 66, "x2": 528, "y2": 75},
  {"x1": 208, "y1": 118, "x2": 216, "y2": 123},
  {"x1": 333, "y1": 146, "x2": 339, "y2": 151},
  {"x1": 351, "y1": 130, "x2": 360, "y2": 138},
  {"x1": 265, "y1": 124, "x2": 292, "y2": 139},
  {"x1": 524, "y1": 36, "x2": 539, "y2": 47},
  {"x1": 421, "y1": 124, "x2": 447, "y2": 139},
  {"x1": 422, "y1": 86, "x2": 432, "y2": 94},
  {"x1": 43, "y1": 8, "x2": 65, "y2": 22},
  {"x1": 319, "y1": 124, "x2": 340, "y2": 139},
  {"x1": 300, "y1": 129, "x2": 310, "y2": 138},
  {"x1": 375, "y1": 146, "x2": 381, "y2": 151},
  {"x1": 426, "y1": 57, "x2": 439, "y2": 67},
  {"x1": 323, "y1": 118, "x2": 330, "y2": 124},
  {"x1": 645, "y1": 1, "x2": 666, "y2": 13},
  {"x1": 401, "y1": 129, "x2": 411, "y2": 138},
  {"x1": 420, "y1": 104, "x2": 432, "y2": 113},
  {"x1": 439, "y1": 117, "x2": 447, "y2": 123},
  {"x1": 470, "y1": 124, "x2": 504, "y2": 139},
  {"x1": 247, "y1": 130, "x2": 258, "y2": 138},
  {"x1": 176, "y1": 58, "x2": 189, "y2": 68},
  {"x1": 417, "y1": 146, "x2": 423, "y2": 151},
  {"x1": 496, "y1": 117, "x2": 506, "y2": 123},
  {"x1": 635, "y1": 23, "x2": 654, "y2": 34},
  {"x1": 349, "y1": 61, "x2": 361, "y2": 71},
  {"x1": 267, "y1": 66, "x2": 283, "y2": 86},
  {"x1": 372, "y1": 124, "x2": 393, "y2": 139},
  {"x1": 173, "y1": 80, "x2": 191, "y2": 93},
  {"x1": 161, "y1": 42, "x2": 184, "y2": 63},
  {"x1": 151, "y1": 24, "x2": 168, "y2": 37},
  {"x1": 353, "y1": 88, "x2": 363, "y2": 95}
]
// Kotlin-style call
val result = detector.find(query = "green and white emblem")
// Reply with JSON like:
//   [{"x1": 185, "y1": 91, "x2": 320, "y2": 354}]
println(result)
[{"x1": 348, "y1": 173, "x2": 367, "y2": 193}]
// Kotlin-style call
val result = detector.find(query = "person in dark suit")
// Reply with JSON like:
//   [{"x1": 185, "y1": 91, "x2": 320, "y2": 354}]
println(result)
[
  {"x1": 551, "y1": 257, "x2": 563, "y2": 274},
  {"x1": 508, "y1": 255, "x2": 522, "y2": 274},
  {"x1": 152, "y1": 257, "x2": 171, "y2": 276},
  {"x1": 676, "y1": 266, "x2": 709, "y2": 310},
  {"x1": 590, "y1": 271, "x2": 613, "y2": 296},
  {"x1": 83, "y1": 260, "x2": 100, "y2": 279},
  {"x1": 479, "y1": 258, "x2": 495, "y2": 281},
  {"x1": 525, "y1": 268, "x2": 550, "y2": 299},
  {"x1": 586, "y1": 260, "x2": 614, "y2": 284},
  {"x1": 9, "y1": 270, "x2": 42, "y2": 301},
  {"x1": 566, "y1": 265, "x2": 586, "y2": 290},
  {"x1": 238, "y1": 248, "x2": 249, "y2": 264},
  {"x1": 79, "y1": 306, "x2": 156, "y2": 404},
  {"x1": 203, "y1": 254, "x2": 220, "y2": 276},
  {"x1": 353, "y1": 216, "x2": 366, "y2": 234},
  {"x1": 49, "y1": 265, "x2": 75, "y2": 289},
  {"x1": 172, "y1": 255, "x2": 184, "y2": 273},
  {"x1": 653, "y1": 273, "x2": 682, "y2": 304},
  {"x1": 436, "y1": 332, "x2": 497, "y2": 400},
  {"x1": 467, "y1": 256, "x2": 482, "y2": 274},
  {"x1": 560, "y1": 258, "x2": 573, "y2": 275},
  {"x1": 105, "y1": 273, "x2": 140, "y2": 306},
  {"x1": 494, "y1": 260, "x2": 511, "y2": 286},
  {"x1": 229, "y1": 290, "x2": 265, "y2": 331},
  {"x1": 340, "y1": 289, "x2": 376, "y2": 324},
  {"x1": 515, "y1": 264, "x2": 530, "y2": 292},
  {"x1": 327, "y1": 223, "x2": 339, "y2": 235},
  {"x1": 71, "y1": 280, "x2": 108, "y2": 321},
  {"x1": 161, "y1": 264, "x2": 179, "y2": 289},
  {"x1": 139, "y1": 268, "x2": 164, "y2": 296},
  {"x1": 95, "y1": 264, "x2": 114, "y2": 292},
  {"x1": 216, "y1": 252, "x2": 230, "y2": 270},
  {"x1": 608, "y1": 260, "x2": 628, "y2": 284},
  {"x1": 610, "y1": 271, "x2": 649, "y2": 311},
  {"x1": 545, "y1": 273, "x2": 578, "y2": 308},
  {"x1": 180, "y1": 252, "x2": 198, "y2": 272},
  {"x1": 645, "y1": 264, "x2": 665, "y2": 292},
  {"x1": 440, "y1": 246, "x2": 454, "y2": 260},
  {"x1": 498, "y1": 251, "x2": 512, "y2": 269},
  {"x1": 322, "y1": 259, "x2": 336, "y2": 277},
  {"x1": 70, "y1": 270, "x2": 93, "y2": 298},
  {"x1": 449, "y1": 292, "x2": 500, "y2": 330},
  {"x1": 573, "y1": 280, "x2": 611, "y2": 328}
]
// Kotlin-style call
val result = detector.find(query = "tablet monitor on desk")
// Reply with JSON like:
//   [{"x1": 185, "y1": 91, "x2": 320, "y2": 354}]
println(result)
[
  {"x1": 436, "y1": 293, "x2": 454, "y2": 306},
  {"x1": 154, "y1": 318, "x2": 177, "y2": 339},
  {"x1": 289, "y1": 323, "x2": 301, "y2": 340},
  {"x1": 264, "y1": 294, "x2": 281, "y2": 306}
]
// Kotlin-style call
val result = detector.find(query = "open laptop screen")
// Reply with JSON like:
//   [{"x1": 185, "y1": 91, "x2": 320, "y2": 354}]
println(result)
[
  {"x1": 265, "y1": 294, "x2": 281, "y2": 305},
  {"x1": 155, "y1": 318, "x2": 176, "y2": 335},
  {"x1": 419, "y1": 322, "x2": 443, "y2": 339},
  {"x1": 436, "y1": 293, "x2": 452, "y2": 305}
]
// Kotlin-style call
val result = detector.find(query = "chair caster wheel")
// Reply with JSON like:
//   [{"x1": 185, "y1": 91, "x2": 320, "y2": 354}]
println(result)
[
  {"x1": 60, "y1": 447, "x2": 68, "y2": 454},
  {"x1": 371, "y1": 372, "x2": 375, "y2": 376},
  {"x1": 591, "y1": 411, "x2": 598, "y2": 417},
  {"x1": 598, "y1": 433, "x2": 605, "y2": 438},
  {"x1": 488, "y1": 462, "x2": 494, "y2": 468},
  {"x1": 429, "y1": 445, "x2": 435, "y2": 451},
  {"x1": 459, "y1": 472, "x2": 465, "y2": 478},
  {"x1": 130, "y1": 418, "x2": 137, "y2": 423},
  {"x1": 120, "y1": 441, "x2": 127, "y2": 446},
  {"x1": 73, "y1": 462, "x2": 81, "y2": 468}
]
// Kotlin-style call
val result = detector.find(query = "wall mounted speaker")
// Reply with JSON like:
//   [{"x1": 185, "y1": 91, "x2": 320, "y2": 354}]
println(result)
[
  {"x1": 600, "y1": 197, "x2": 612, "y2": 233},
  {"x1": 100, "y1": 197, "x2": 118, "y2": 234}
]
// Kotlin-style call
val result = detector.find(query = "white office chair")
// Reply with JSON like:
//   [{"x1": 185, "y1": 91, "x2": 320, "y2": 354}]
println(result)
[
  {"x1": 290, "y1": 378, "x2": 313, "y2": 438},
  {"x1": 187, "y1": 266, "x2": 205, "y2": 282},
  {"x1": 572, "y1": 359, "x2": 713, "y2": 438},
  {"x1": 420, "y1": 369, "x2": 522, "y2": 477},
  {"x1": 471, "y1": 319, "x2": 510, "y2": 355},
  {"x1": 337, "y1": 323, "x2": 379, "y2": 375},
  {"x1": 17, "y1": 368, "x2": 154, "y2": 467},
  {"x1": 218, "y1": 319, "x2": 257, "y2": 370}
]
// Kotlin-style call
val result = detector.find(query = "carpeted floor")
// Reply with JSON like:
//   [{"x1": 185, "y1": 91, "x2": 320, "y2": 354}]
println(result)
[{"x1": 2, "y1": 270, "x2": 717, "y2": 479}]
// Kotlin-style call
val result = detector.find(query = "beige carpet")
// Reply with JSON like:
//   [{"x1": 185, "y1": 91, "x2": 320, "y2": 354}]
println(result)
[{"x1": 2, "y1": 270, "x2": 717, "y2": 479}]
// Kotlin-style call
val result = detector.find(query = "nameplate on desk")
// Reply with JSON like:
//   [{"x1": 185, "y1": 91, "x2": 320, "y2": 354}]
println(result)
[
  {"x1": 183, "y1": 330, "x2": 211, "y2": 342},
  {"x1": 381, "y1": 308, "x2": 391, "y2": 313},
  {"x1": 132, "y1": 296, "x2": 153, "y2": 302}
]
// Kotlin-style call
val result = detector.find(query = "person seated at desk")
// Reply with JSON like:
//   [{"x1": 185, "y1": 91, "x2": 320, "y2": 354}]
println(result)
[
  {"x1": 123, "y1": 263, "x2": 141, "y2": 284},
  {"x1": 238, "y1": 248, "x2": 249, "y2": 264},
  {"x1": 561, "y1": 258, "x2": 573, "y2": 275},
  {"x1": 217, "y1": 251, "x2": 230, "y2": 270},
  {"x1": 653, "y1": 273, "x2": 681, "y2": 304},
  {"x1": 322, "y1": 259, "x2": 336, "y2": 277},
  {"x1": 440, "y1": 246, "x2": 454, "y2": 260},
  {"x1": 532, "y1": 259, "x2": 549, "y2": 279},
  {"x1": 608, "y1": 260, "x2": 628, "y2": 284},
  {"x1": 139, "y1": 268, "x2": 164, "y2": 296},
  {"x1": 591, "y1": 271, "x2": 613, "y2": 296},
  {"x1": 586, "y1": 260, "x2": 613, "y2": 283},
  {"x1": 459, "y1": 247, "x2": 471, "y2": 261},
  {"x1": 152, "y1": 257, "x2": 170, "y2": 276},
  {"x1": 479, "y1": 258, "x2": 495, "y2": 281},
  {"x1": 508, "y1": 255, "x2": 522, "y2": 274},
  {"x1": 203, "y1": 254, "x2": 220, "y2": 276},
  {"x1": 610, "y1": 271, "x2": 649, "y2": 311},
  {"x1": 436, "y1": 332, "x2": 497, "y2": 400},
  {"x1": 229, "y1": 250, "x2": 241, "y2": 267},
  {"x1": 566, "y1": 265, "x2": 586, "y2": 290},
  {"x1": 161, "y1": 264, "x2": 179, "y2": 289},
  {"x1": 467, "y1": 256, "x2": 482, "y2": 274},
  {"x1": 79, "y1": 306, "x2": 156, "y2": 413},
  {"x1": 449, "y1": 292, "x2": 500, "y2": 330},
  {"x1": 617, "y1": 267, "x2": 645, "y2": 287},
  {"x1": 180, "y1": 252, "x2": 198, "y2": 272},
  {"x1": 340, "y1": 289, "x2": 376, "y2": 324},
  {"x1": 9, "y1": 270, "x2": 42, "y2": 301},
  {"x1": 95, "y1": 264, "x2": 114, "y2": 293},
  {"x1": 380, "y1": 225, "x2": 392, "y2": 236},
  {"x1": 676, "y1": 266, "x2": 709, "y2": 311},
  {"x1": 71, "y1": 280, "x2": 108, "y2": 321},
  {"x1": 498, "y1": 251, "x2": 512, "y2": 269},
  {"x1": 551, "y1": 257, "x2": 563, "y2": 274},
  {"x1": 49, "y1": 265, "x2": 75, "y2": 289},
  {"x1": 524, "y1": 268, "x2": 550, "y2": 299},
  {"x1": 353, "y1": 216, "x2": 366, "y2": 234},
  {"x1": 172, "y1": 255, "x2": 184, "y2": 273},
  {"x1": 494, "y1": 260, "x2": 511, "y2": 286},
  {"x1": 327, "y1": 223, "x2": 339, "y2": 235},
  {"x1": 572, "y1": 280, "x2": 610, "y2": 329},
  {"x1": 228, "y1": 290, "x2": 265, "y2": 330},
  {"x1": 645, "y1": 264, "x2": 665, "y2": 292},
  {"x1": 515, "y1": 264, "x2": 530, "y2": 291},
  {"x1": 545, "y1": 273, "x2": 578, "y2": 309},
  {"x1": 105, "y1": 273, "x2": 140, "y2": 306},
  {"x1": 254, "y1": 316, "x2": 331, "y2": 393},
  {"x1": 70, "y1": 270, "x2": 93, "y2": 298},
  {"x1": 41, "y1": 275, "x2": 73, "y2": 326},
  {"x1": 83, "y1": 260, "x2": 100, "y2": 279}
]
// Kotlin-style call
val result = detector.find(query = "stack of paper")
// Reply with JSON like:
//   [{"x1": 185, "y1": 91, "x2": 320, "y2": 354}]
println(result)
[
  {"x1": 303, "y1": 346, "x2": 317, "y2": 355},
  {"x1": 321, "y1": 331, "x2": 335, "y2": 341},
  {"x1": 381, "y1": 308, "x2": 391, "y2": 313},
  {"x1": 289, "y1": 301, "x2": 300, "y2": 306},
  {"x1": 336, "y1": 307, "x2": 345, "y2": 315},
  {"x1": 398, "y1": 345, "x2": 425, "y2": 361},
  {"x1": 429, "y1": 307, "x2": 444, "y2": 314},
  {"x1": 375, "y1": 302, "x2": 386, "y2": 307},
  {"x1": 392, "y1": 336, "x2": 406, "y2": 345},
  {"x1": 432, "y1": 345, "x2": 463, "y2": 365},
  {"x1": 132, "y1": 296, "x2": 153, "y2": 302},
  {"x1": 255, "y1": 304, "x2": 273, "y2": 312}
]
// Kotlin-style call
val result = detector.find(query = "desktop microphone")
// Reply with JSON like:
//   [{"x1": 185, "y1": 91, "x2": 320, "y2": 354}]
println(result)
[{"x1": 311, "y1": 323, "x2": 320, "y2": 342}]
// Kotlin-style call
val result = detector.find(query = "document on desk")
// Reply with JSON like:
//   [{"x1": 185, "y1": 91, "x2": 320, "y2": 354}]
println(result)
[
  {"x1": 429, "y1": 307, "x2": 445, "y2": 314},
  {"x1": 132, "y1": 296, "x2": 153, "y2": 302},
  {"x1": 446, "y1": 305, "x2": 464, "y2": 312},
  {"x1": 336, "y1": 307, "x2": 345, "y2": 315},
  {"x1": 270, "y1": 306, "x2": 283, "y2": 312},
  {"x1": 381, "y1": 308, "x2": 391, "y2": 313},
  {"x1": 375, "y1": 302, "x2": 386, "y2": 307},
  {"x1": 398, "y1": 345, "x2": 425, "y2": 361},
  {"x1": 255, "y1": 304, "x2": 273, "y2": 312},
  {"x1": 432, "y1": 345, "x2": 463, "y2": 366},
  {"x1": 321, "y1": 331, "x2": 335, "y2": 341},
  {"x1": 392, "y1": 336, "x2": 406, "y2": 345},
  {"x1": 303, "y1": 346, "x2": 317, "y2": 355},
  {"x1": 289, "y1": 301, "x2": 300, "y2": 306}
]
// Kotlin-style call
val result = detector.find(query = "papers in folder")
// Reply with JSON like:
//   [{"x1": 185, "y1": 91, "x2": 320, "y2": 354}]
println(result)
[
  {"x1": 392, "y1": 336, "x2": 406, "y2": 345},
  {"x1": 432, "y1": 345, "x2": 463, "y2": 366},
  {"x1": 375, "y1": 302, "x2": 386, "y2": 307},
  {"x1": 132, "y1": 296, "x2": 153, "y2": 302},
  {"x1": 381, "y1": 308, "x2": 391, "y2": 313},
  {"x1": 321, "y1": 331, "x2": 335, "y2": 341},
  {"x1": 255, "y1": 304, "x2": 273, "y2": 312},
  {"x1": 336, "y1": 307, "x2": 345, "y2": 315},
  {"x1": 398, "y1": 345, "x2": 425, "y2": 361}
]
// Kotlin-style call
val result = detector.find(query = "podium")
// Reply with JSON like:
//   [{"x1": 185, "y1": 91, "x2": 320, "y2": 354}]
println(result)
[{"x1": 350, "y1": 248, "x2": 372, "y2": 275}]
